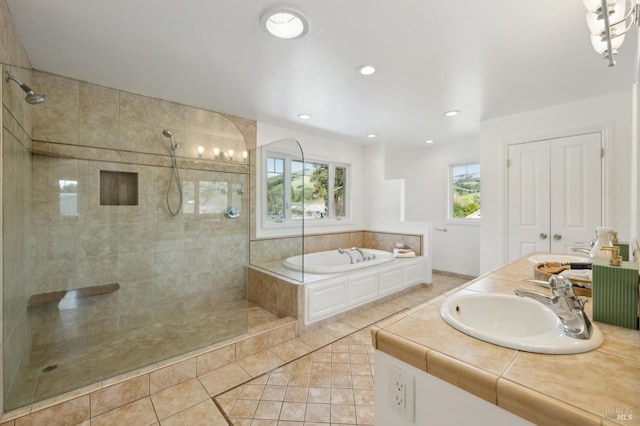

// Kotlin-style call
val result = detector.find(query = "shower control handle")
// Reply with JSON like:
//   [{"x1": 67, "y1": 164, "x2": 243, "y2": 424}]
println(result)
[{"x1": 224, "y1": 207, "x2": 241, "y2": 219}]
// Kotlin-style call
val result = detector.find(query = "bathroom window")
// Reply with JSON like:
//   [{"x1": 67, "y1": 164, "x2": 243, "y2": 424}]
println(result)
[
  {"x1": 265, "y1": 153, "x2": 349, "y2": 224},
  {"x1": 448, "y1": 162, "x2": 481, "y2": 222}
]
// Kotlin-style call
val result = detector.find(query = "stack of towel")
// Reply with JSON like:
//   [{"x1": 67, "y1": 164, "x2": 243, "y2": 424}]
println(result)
[{"x1": 393, "y1": 248, "x2": 415, "y2": 258}]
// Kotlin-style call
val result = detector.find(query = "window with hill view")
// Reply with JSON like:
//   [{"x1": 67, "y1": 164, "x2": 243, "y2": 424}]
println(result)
[
  {"x1": 266, "y1": 154, "x2": 348, "y2": 223},
  {"x1": 449, "y1": 163, "x2": 481, "y2": 220}
]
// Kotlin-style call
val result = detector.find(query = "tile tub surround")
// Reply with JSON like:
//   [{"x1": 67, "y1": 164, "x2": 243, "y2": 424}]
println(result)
[
  {"x1": 250, "y1": 256, "x2": 427, "y2": 330},
  {"x1": 249, "y1": 231, "x2": 423, "y2": 265},
  {"x1": 372, "y1": 255, "x2": 640, "y2": 425}
]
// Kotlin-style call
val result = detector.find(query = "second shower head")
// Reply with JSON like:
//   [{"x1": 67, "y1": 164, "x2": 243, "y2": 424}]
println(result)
[
  {"x1": 162, "y1": 129, "x2": 179, "y2": 150},
  {"x1": 5, "y1": 72, "x2": 46, "y2": 105}
]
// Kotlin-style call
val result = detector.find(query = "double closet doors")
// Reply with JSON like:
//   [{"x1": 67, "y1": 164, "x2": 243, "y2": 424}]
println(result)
[{"x1": 507, "y1": 132, "x2": 603, "y2": 261}]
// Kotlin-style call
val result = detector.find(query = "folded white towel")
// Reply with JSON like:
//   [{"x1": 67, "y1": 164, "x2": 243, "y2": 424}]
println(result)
[{"x1": 393, "y1": 248, "x2": 416, "y2": 258}]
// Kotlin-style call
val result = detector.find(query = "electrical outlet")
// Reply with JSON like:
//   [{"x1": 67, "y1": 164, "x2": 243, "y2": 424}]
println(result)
[{"x1": 389, "y1": 364, "x2": 415, "y2": 422}]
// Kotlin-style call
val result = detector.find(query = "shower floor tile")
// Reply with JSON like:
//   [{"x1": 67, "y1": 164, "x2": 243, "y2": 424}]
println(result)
[{"x1": 6, "y1": 300, "x2": 277, "y2": 411}]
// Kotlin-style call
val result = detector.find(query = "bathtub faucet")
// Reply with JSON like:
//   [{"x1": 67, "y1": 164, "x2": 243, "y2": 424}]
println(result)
[
  {"x1": 351, "y1": 247, "x2": 366, "y2": 262},
  {"x1": 338, "y1": 248, "x2": 355, "y2": 264}
]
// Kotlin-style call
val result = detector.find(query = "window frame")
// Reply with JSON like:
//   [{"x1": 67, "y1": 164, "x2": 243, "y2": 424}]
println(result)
[
  {"x1": 262, "y1": 149, "x2": 351, "y2": 227},
  {"x1": 446, "y1": 161, "x2": 481, "y2": 225}
]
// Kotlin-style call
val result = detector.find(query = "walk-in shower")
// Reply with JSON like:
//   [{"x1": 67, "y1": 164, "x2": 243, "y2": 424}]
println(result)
[
  {"x1": 2, "y1": 70, "x2": 253, "y2": 411},
  {"x1": 162, "y1": 130, "x2": 183, "y2": 216},
  {"x1": 4, "y1": 71, "x2": 46, "y2": 104}
]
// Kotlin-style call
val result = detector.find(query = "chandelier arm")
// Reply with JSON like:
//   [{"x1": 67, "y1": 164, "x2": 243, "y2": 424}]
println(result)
[
  {"x1": 606, "y1": 4, "x2": 637, "y2": 28},
  {"x1": 601, "y1": 0, "x2": 615, "y2": 66}
]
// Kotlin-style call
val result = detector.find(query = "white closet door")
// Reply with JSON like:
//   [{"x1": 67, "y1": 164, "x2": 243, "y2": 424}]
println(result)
[
  {"x1": 549, "y1": 133, "x2": 602, "y2": 253},
  {"x1": 507, "y1": 140, "x2": 551, "y2": 261},
  {"x1": 507, "y1": 132, "x2": 602, "y2": 262}
]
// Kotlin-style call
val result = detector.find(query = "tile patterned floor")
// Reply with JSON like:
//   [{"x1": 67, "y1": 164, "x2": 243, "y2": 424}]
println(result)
[{"x1": 8, "y1": 272, "x2": 468, "y2": 424}]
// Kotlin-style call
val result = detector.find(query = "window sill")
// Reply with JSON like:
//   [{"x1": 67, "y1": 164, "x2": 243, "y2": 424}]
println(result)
[{"x1": 444, "y1": 219, "x2": 481, "y2": 227}]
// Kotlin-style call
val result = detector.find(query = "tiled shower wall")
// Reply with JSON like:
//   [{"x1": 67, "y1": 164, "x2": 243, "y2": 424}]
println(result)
[
  {"x1": 29, "y1": 70, "x2": 256, "y2": 302},
  {"x1": 2, "y1": 65, "x2": 34, "y2": 408}
]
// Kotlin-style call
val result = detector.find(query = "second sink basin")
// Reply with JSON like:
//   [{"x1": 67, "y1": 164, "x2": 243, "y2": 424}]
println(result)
[{"x1": 439, "y1": 293, "x2": 603, "y2": 354}]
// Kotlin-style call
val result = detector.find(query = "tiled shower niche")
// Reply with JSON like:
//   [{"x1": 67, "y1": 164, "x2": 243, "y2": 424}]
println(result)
[{"x1": 99, "y1": 170, "x2": 138, "y2": 206}]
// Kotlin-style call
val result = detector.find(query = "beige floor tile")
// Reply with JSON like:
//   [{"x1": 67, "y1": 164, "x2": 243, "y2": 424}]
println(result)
[
  {"x1": 261, "y1": 385, "x2": 286, "y2": 401},
  {"x1": 304, "y1": 403, "x2": 331, "y2": 422},
  {"x1": 238, "y1": 384, "x2": 266, "y2": 400},
  {"x1": 355, "y1": 404, "x2": 375, "y2": 424},
  {"x1": 351, "y1": 376, "x2": 373, "y2": 390},
  {"x1": 253, "y1": 400, "x2": 283, "y2": 420},
  {"x1": 199, "y1": 362, "x2": 251, "y2": 396},
  {"x1": 279, "y1": 402, "x2": 306, "y2": 422},
  {"x1": 331, "y1": 404, "x2": 357, "y2": 424},
  {"x1": 307, "y1": 387, "x2": 331, "y2": 404},
  {"x1": 331, "y1": 388, "x2": 355, "y2": 405},
  {"x1": 283, "y1": 386, "x2": 308, "y2": 403},
  {"x1": 354, "y1": 389, "x2": 374, "y2": 406},
  {"x1": 229, "y1": 399, "x2": 259, "y2": 418},
  {"x1": 150, "y1": 378, "x2": 209, "y2": 420},
  {"x1": 308, "y1": 373, "x2": 332, "y2": 388},
  {"x1": 266, "y1": 372, "x2": 290, "y2": 386},
  {"x1": 269, "y1": 339, "x2": 313, "y2": 363},
  {"x1": 91, "y1": 397, "x2": 157, "y2": 426},
  {"x1": 159, "y1": 399, "x2": 227, "y2": 426},
  {"x1": 237, "y1": 350, "x2": 284, "y2": 377},
  {"x1": 331, "y1": 375, "x2": 353, "y2": 389},
  {"x1": 288, "y1": 372, "x2": 311, "y2": 387}
]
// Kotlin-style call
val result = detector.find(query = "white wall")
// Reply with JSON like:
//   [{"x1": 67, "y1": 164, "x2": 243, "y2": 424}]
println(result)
[
  {"x1": 256, "y1": 122, "x2": 365, "y2": 237},
  {"x1": 480, "y1": 91, "x2": 633, "y2": 274},
  {"x1": 385, "y1": 140, "x2": 480, "y2": 277},
  {"x1": 363, "y1": 143, "x2": 433, "y2": 283}
]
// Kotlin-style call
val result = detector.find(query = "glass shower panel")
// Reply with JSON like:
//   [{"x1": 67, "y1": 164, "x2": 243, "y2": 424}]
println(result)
[
  {"x1": 2, "y1": 153, "x2": 249, "y2": 410},
  {"x1": 251, "y1": 138, "x2": 304, "y2": 282}
]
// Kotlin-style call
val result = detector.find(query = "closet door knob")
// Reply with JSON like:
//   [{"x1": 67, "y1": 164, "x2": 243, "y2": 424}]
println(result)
[
  {"x1": 553, "y1": 233, "x2": 562, "y2": 240},
  {"x1": 539, "y1": 233, "x2": 548, "y2": 240}
]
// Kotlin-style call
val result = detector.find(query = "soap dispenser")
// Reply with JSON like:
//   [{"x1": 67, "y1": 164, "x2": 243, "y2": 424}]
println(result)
[{"x1": 590, "y1": 227, "x2": 614, "y2": 259}]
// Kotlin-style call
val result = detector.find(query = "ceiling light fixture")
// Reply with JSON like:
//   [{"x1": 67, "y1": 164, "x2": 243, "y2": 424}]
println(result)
[
  {"x1": 444, "y1": 110, "x2": 460, "y2": 117},
  {"x1": 367, "y1": 134, "x2": 377, "y2": 138},
  {"x1": 425, "y1": 140, "x2": 434, "y2": 144},
  {"x1": 358, "y1": 65, "x2": 376, "y2": 76},
  {"x1": 583, "y1": 0, "x2": 639, "y2": 66},
  {"x1": 261, "y1": 6, "x2": 309, "y2": 40},
  {"x1": 298, "y1": 113, "x2": 311, "y2": 120}
]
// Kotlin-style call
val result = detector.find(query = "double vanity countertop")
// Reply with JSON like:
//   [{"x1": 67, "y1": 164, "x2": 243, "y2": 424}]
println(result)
[{"x1": 372, "y1": 255, "x2": 640, "y2": 425}]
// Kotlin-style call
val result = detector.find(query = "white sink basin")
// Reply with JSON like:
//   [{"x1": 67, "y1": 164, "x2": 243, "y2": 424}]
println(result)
[
  {"x1": 528, "y1": 254, "x2": 590, "y2": 264},
  {"x1": 440, "y1": 293, "x2": 603, "y2": 354}
]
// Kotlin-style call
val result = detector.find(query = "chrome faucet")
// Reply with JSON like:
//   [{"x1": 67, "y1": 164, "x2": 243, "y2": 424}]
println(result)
[
  {"x1": 338, "y1": 248, "x2": 354, "y2": 264},
  {"x1": 351, "y1": 247, "x2": 365, "y2": 262},
  {"x1": 513, "y1": 275, "x2": 594, "y2": 340}
]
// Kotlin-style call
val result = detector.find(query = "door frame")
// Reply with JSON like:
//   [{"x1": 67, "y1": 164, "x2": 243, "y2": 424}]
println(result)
[{"x1": 502, "y1": 125, "x2": 612, "y2": 264}]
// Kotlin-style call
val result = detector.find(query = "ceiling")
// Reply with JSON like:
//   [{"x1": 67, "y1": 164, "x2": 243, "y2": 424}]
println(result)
[{"x1": 6, "y1": 0, "x2": 640, "y2": 147}]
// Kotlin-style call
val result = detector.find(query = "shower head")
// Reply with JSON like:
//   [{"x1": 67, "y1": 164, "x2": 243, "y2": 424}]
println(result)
[
  {"x1": 5, "y1": 72, "x2": 46, "y2": 104},
  {"x1": 162, "y1": 129, "x2": 179, "y2": 150}
]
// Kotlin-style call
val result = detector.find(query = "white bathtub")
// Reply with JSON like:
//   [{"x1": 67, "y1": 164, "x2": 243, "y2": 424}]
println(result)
[{"x1": 282, "y1": 249, "x2": 394, "y2": 274}]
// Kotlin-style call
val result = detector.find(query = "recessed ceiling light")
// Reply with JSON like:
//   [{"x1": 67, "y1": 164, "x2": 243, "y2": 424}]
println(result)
[
  {"x1": 367, "y1": 134, "x2": 377, "y2": 138},
  {"x1": 358, "y1": 65, "x2": 376, "y2": 76},
  {"x1": 425, "y1": 140, "x2": 434, "y2": 144},
  {"x1": 261, "y1": 7, "x2": 309, "y2": 40},
  {"x1": 298, "y1": 113, "x2": 311, "y2": 120},
  {"x1": 444, "y1": 110, "x2": 460, "y2": 117}
]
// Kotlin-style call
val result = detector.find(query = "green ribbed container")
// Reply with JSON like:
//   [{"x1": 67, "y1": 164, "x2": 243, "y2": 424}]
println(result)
[{"x1": 592, "y1": 259, "x2": 639, "y2": 330}]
